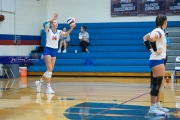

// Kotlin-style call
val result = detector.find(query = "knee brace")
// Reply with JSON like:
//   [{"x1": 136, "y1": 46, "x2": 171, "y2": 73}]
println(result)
[
  {"x1": 44, "y1": 71, "x2": 52, "y2": 78},
  {"x1": 150, "y1": 76, "x2": 163, "y2": 96}
]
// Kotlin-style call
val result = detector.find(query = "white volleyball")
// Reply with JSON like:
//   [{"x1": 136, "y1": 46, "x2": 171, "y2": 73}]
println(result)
[{"x1": 67, "y1": 17, "x2": 75, "y2": 25}]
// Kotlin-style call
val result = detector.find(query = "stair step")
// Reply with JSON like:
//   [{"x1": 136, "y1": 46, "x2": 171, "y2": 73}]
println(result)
[
  {"x1": 32, "y1": 59, "x2": 149, "y2": 66},
  {"x1": 168, "y1": 37, "x2": 180, "y2": 43},
  {"x1": 28, "y1": 66, "x2": 150, "y2": 72},
  {"x1": 166, "y1": 27, "x2": 180, "y2": 32},
  {"x1": 166, "y1": 63, "x2": 180, "y2": 70},
  {"x1": 168, "y1": 32, "x2": 180, "y2": 37},
  {"x1": 168, "y1": 43, "x2": 180, "y2": 50},
  {"x1": 167, "y1": 50, "x2": 180, "y2": 56},
  {"x1": 30, "y1": 52, "x2": 150, "y2": 59}
]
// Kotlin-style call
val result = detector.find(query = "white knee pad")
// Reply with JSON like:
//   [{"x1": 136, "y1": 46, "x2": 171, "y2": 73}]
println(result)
[{"x1": 44, "y1": 71, "x2": 52, "y2": 78}]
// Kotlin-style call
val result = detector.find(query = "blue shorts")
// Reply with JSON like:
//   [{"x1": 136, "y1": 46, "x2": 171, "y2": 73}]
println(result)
[
  {"x1": 43, "y1": 47, "x2": 58, "y2": 57},
  {"x1": 149, "y1": 59, "x2": 164, "y2": 69}
]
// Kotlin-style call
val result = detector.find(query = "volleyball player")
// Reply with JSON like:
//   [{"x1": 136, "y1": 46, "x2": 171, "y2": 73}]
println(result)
[
  {"x1": 143, "y1": 15, "x2": 169, "y2": 116},
  {"x1": 35, "y1": 13, "x2": 75, "y2": 94}
]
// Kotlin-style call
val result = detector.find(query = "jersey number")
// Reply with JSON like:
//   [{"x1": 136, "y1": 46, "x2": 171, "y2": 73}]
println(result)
[{"x1": 52, "y1": 36, "x2": 57, "y2": 40}]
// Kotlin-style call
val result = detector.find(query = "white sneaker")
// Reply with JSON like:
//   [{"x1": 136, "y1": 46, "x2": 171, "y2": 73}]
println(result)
[
  {"x1": 58, "y1": 49, "x2": 61, "y2": 53},
  {"x1": 62, "y1": 49, "x2": 67, "y2": 53},
  {"x1": 35, "y1": 81, "x2": 42, "y2": 92},
  {"x1": 148, "y1": 106, "x2": 165, "y2": 116},
  {"x1": 46, "y1": 86, "x2": 55, "y2": 94},
  {"x1": 86, "y1": 49, "x2": 90, "y2": 53},
  {"x1": 157, "y1": 105, "x2": 169, "y2": 113}
]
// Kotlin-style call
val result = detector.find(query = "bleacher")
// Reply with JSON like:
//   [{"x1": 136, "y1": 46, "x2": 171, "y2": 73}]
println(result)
[{"x1": 28, "y1": 21, "x2": 180, "y2": 75}]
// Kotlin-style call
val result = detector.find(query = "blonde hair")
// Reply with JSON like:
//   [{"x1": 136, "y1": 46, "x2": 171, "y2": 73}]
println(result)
[{"x1": 50, "y1": 20, "x2": 57, "y2": 28}]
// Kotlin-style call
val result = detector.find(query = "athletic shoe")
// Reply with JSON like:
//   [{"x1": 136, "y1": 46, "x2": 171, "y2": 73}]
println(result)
[
  {"x1": 35, "y1": 81, "x2": 42, "y2": 92},
  {"x1": 62, "y1": 49, "x2": 67, "y2": 53},
  {"x1": 157, "y1": 105, "x2": 169, "y2": 113},
  {"x1": 58, "y1": 49, "x2": 61, "y2": 53},
  {"x1": 148, "y1": 106, "x2": 166, "y2": 116},
  {"x1": 46, "y1": 86, "x2": 55, "y2": 94}
]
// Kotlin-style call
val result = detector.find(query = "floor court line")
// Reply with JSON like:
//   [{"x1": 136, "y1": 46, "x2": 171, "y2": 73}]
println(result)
[{"x1": 82, "y1": 91, "x2": 150, "y2": 119}]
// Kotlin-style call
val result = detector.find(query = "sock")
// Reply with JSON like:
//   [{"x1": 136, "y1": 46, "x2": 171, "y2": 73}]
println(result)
[
  {"x1": 39, "y1": 78, "x2": 44, "y2": 82},
  {"x1": 151, "y1": 103, "x2": 156, "y2": 107},
  {"x1": 47, "y1": 83, "x2": 51, "y2": 87},
  {"x1": 156, "y1": 102, "x2": 161, "y2": 106}
]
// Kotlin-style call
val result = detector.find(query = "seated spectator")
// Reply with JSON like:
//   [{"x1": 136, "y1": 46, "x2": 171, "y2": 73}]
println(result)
[
  {"x1": 58, "y1": 27, "x2": 70, "y2": 53},
  {"x1": 79, "y1": 26, "x2": 90, "y2": 53}
]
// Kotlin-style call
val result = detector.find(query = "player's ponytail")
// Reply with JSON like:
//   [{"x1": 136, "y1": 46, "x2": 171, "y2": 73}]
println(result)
[{"x1": 155, "y1": 15, "x2": 167, "y2": 30}]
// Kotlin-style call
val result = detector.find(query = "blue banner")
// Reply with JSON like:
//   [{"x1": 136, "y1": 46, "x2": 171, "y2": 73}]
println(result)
[
  {"x1": 111, "y1": 0, "x2": 137, "y2": 16},
  {"x1": 0, "y1": 56, "x2": 39, "y2": 64}
]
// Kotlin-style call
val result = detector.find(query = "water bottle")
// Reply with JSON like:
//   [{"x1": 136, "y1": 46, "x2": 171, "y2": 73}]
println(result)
[{"x1": 75, "y1": 50, "x2": 77, "y2": 53}]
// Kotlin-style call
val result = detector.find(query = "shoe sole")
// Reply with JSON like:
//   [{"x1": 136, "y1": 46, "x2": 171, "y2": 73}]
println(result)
[
  {"x1": 159, "y1": 109, "x2": 169, "y2": 113},
  {"x1": 158, "y1": 108, "x2": 169, "y2": 113}
]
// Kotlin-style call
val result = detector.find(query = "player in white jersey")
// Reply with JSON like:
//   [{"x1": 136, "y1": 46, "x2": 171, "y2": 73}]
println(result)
[
  {"x1": 143, "y1": 15, "x2": 169, "y2": 116},
  {"x1": 35, "y1": 13, "x2": 75, "y2": 94}
]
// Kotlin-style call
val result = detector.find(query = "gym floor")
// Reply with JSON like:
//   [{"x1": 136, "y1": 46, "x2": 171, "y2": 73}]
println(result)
[{"x1": 0, "y1": 77, "x2": 179, "y2": 120}]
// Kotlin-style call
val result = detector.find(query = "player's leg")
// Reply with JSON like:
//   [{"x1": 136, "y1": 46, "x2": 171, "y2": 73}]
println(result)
[
  {"x1": 35, "y1": 47, "x2": 51, "y2": 92},
  {"x1": 45, "y1": 48, "x2": 58, "y2": 94},
  {"x1": 156, "y1": 56, "x2": 169, "y2": 113},
  {"x1": 148, "y1": 62, "x2": 166, "y2": 116}
]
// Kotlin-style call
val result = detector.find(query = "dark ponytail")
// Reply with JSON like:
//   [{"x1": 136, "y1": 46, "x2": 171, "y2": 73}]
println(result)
[{"x1": 155, "y1": 15, "x2": 167, "y2": 29}]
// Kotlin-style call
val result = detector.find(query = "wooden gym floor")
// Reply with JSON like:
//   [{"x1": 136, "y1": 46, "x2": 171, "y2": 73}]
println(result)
[{"x1": 0, "y1": 76, "x2": 180, "y2": 120}]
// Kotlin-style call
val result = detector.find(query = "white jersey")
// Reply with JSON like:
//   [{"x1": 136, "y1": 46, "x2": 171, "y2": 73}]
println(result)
[
  {"x1": 149, "y1": 28, "x2": 166, "y2": 60},
  {"x1": 46, "y1": 29, "x2": 62, "y2": 49}
]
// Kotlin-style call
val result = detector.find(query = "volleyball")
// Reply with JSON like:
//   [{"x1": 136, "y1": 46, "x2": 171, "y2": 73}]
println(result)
[{"x1": 67, "y1": 17, "x2": 75, "y2": 25}]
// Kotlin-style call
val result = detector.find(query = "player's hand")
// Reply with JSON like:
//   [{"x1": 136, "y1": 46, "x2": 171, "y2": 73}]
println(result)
[
  {"x1": 70, "y1": 23, "x2": 76, "y2": 29},
  {"x1": 155, "y1": 48, "x2": 162, "y2": 55},
  {"x1": 53, "y1": 13, "x2": 58, "y2": 20},
  {"x1": 149, "y1": 48, "x2": 153, "y2": 53}
]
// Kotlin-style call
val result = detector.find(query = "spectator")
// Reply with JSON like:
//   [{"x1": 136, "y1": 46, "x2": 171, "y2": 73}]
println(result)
[
  {"x1": 79, "y1": 26, "x2": 90, "y2": 53},
  {"x1": 58, "y1": 27, "x2": 70, "y2": 53},
  {"x1": 165, "y1": 32, "x2": 170, "y2": 49}
]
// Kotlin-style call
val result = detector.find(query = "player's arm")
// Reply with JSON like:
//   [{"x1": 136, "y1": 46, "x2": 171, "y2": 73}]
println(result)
[
  {"x1": 60, "y1": 23, "x2": 76, "y2": 36},
  {"x1": 43, "y1": 13, "x2": 58, "y2": 32},
  {"x1": 143, "y1": 33, "x2": 152, "y2": 52},
  {"x1": 149, "y1": 31, "x2": 162, "y2": 54}
]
